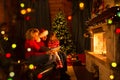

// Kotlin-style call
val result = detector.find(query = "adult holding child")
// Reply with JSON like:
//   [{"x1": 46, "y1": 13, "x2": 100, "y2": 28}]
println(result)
[{"x1": 24, "y1": 28, "x2": 54, "y2": 66}]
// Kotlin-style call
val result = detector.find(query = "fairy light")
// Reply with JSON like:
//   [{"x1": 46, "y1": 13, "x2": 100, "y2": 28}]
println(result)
[
  {"x1": 26, "y1": 8, "x2": 32, "y2": 13},
  {"x1": 7, "y1": 77, "x2": 13, "y2": 80},
  {"x1": 37, "y1": 73, "x2": 43, "y2": 79},
  {"x1": 109, "y1": 74, "x2": 114, "y2": 79},
  {"x1": 4, "y1": 36, "x2": 8, "y2": 41},
  {"x1": 29, "y1": 64, "x2": 34, "y2": 70},
  {"x1": 11, "y1": 43, "x2": 17, "y2": 49},
  {"x1": 20, "y1": 3, "x2": 25, "y2": 8},
  {"x1": 5, "y1": 53, "x2": 11, "y2": 58},
  {"x1": 111, "y1": 62, "x2": 117, "y2": 68},
  {"x1": 1, "y1": 30, "x2": 5, "y2": 35},
  {"x1": 20, "y1": 9, "x2": 26, "y2": 15},
  {"x1": 18, "y1": 60, "x2": 21, "y2": 63},
  {"x1": 27, "y1": 48, "x2": 31, "y2": 52},
  {"x1": 79, "y1": 2, "x2": 84, "y2": 10},
  {"x1": 9, "y1": 72, "x2": 15, "y2": 77}
]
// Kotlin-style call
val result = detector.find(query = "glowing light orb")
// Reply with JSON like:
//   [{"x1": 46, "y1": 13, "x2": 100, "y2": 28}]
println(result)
[
  {"x1": 111, "y1": 62, "x2": 117, "y2": 67},
  {"x1": 1, "y1": 30, "x2": 5, "y2": 35},
  {"x1": 18, "y1": 60, "x2": 21, "y2": 63},
  {"x1": 5, "y1": 53, "x2": 11, "y2": 58},
  {"x1": 20, "y1": 9, "x2": 26, "y2": 15},
  {"x1": 27, "y1": 48, "x2": 31, "y2": 52},
  {"x1": 68, "y1": 16, "x2": 72, "y2": 20},
  {"x1": 7, "y1": 77, "x2": 13, "y2": 80},
  {"x1": 9, "y1": 72, "x2": 15, "y2": 77},
  {"x1": 37, "y1": 73, "x2": 43, "y2": 79},
  {"x1": 27, "y1": 8, "x2": 32, "y2": 13},
  {"x1": 4, "y1": 36, "x2": 8, "y2": 40},
  {"x1": 117, "y1": 12, "x2": 120, "y2": 17},
  {"x1": 25, "y1": 16, "x2": 31, "y2": 21},
  {"x1": 107, "y1": 19, "x2": 112, "y2": 24},
  {"x1": 20, "y1": 3, "x2": 25, "y2": 8},
  {"x1": 29, "y1": 64, "x2": 34, "y2": 69},
  {"x1": 12, "y1": 43, "x2": 17, "y2": 49},
  {"x1": 109, "y1": 74, "x2": 114, "y2": 79},
  {"x1": 79, "y1": 2, "x2": 84, "y2": 10}
]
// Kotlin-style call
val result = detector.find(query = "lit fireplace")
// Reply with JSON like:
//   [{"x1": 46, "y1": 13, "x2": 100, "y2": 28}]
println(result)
[{"x1": 93, "y1": 32, "x2": 106, "y2": 55}]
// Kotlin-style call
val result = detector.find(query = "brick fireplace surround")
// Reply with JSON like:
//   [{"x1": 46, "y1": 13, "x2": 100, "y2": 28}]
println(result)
[{"x1": 85, "y1": 6, "x2": 120, "y2": 80}]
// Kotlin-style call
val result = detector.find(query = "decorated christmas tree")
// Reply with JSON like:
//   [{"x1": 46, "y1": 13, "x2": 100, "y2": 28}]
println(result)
[{"x1": 51, "y1": 10, "x2": 76, "y2": 55}]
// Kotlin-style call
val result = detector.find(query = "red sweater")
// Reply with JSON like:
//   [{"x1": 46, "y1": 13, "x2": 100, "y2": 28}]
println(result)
[
  {"x1": 25, "y1": 39, "x2": 46, "y2": 59},
  {"x1": 48, "y1": 40, "x2": 60, "y2": 48}
]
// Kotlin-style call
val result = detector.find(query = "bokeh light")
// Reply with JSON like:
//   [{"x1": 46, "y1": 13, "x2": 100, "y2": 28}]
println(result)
[
  {"x1": 7, "y1": 77, "x2": 13, "y2": 80},
  {"x1": 1, "y1": 30, "x2": 5, "y2": 35},
  {"x1": 27, "y1": 8, "x2": 32, "y2": 13},
  {"x1": 20, "y1": 9, "x2": 26, "y2": 15},
  {"x1": 5, "y1": 53, "x2": 11, "y2": 58},
  {"x1": 9, "y1": 72, "x2": 15, "y2": 77},
  {"x1": 29, "y1": 64, "x2": 34, "y2": 69},
  {"x1": 4, "y1": 36, "x2": 8, "y2": 41},
  {"x1": 109, "y1": 74, "x2": 114, "y2": 79},
  {"x1": 111, "y1": 62, "x2": 117, "y2": 68},
  {"x1": 37, "y1": 73, "x2": 43, "y2": 79},
  {"x1": 27, "y1": 48, "x2": 31, "y2": 52},
  {"x1": 107, "y1": 19, "x2": 113, "y2": 24},
  {"x1": 20, "y1": 3, "x2": 25, "y2": 8},
  {"x1": 68, "y1": 16, "x2": 72, "y2": 20},
  {"x1": 117, "y1": 11, "x2": 120, "y2": 17},
  {"x1": 12, "y1": 43, "x2": 17, "y2": 49}
]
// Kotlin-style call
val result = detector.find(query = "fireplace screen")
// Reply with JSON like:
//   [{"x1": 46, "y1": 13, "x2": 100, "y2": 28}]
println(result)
[{"x1": 93, "y1": 32, "x2": 106, "y2": 55}]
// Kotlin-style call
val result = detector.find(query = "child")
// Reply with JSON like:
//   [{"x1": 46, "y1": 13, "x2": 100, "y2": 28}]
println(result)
[{"x1": 47, "y1": 32, "x2": 63, "y2": 68}]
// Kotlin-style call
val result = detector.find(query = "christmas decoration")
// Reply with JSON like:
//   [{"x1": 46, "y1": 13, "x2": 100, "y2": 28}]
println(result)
[{"x1": 51, "y1": 10, "x2": 76, "y2": 55}]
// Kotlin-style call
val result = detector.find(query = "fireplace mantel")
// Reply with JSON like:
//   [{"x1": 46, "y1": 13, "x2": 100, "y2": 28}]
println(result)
[
  {"x1": 87, "y1": 6, "x2": 120, "y2": 26},
  {"x1": 86, "y1": 51, "x2": 107, "y2": 63}
]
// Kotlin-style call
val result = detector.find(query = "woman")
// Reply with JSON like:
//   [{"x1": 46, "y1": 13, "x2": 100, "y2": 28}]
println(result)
[{"x1": 24, "y1": 28, "x2": 54, "y2": 65}]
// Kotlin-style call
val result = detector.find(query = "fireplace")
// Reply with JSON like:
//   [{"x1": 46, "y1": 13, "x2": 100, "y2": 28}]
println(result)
[{"x1": 85, "y1": 6, "x2": 120, "y2": 80}]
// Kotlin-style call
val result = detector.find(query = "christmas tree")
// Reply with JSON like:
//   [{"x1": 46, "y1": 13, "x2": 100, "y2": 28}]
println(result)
[{"x1": 51, "y1": 10, "x2": 76, "y2": 55}]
